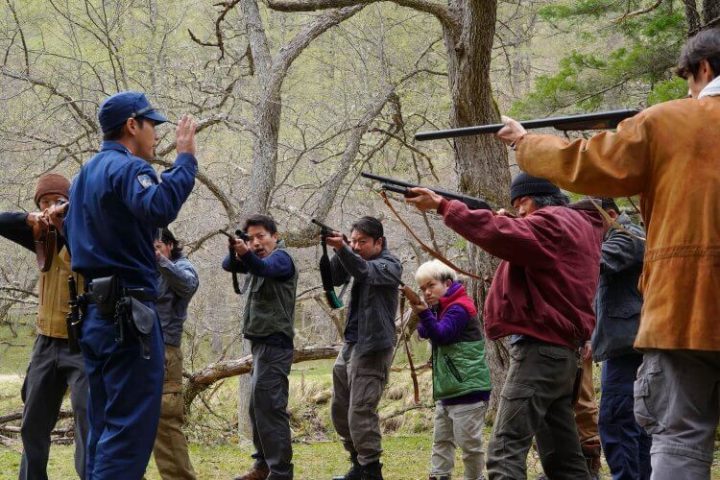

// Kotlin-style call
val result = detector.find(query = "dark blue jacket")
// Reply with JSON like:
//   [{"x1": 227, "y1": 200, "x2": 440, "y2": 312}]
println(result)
[
  {"x1": 591, "y1": 214, "x2": 645, "y2": 362},
  {"x1": 66, "y1": 141, "x2": 197, "y2": 296}
]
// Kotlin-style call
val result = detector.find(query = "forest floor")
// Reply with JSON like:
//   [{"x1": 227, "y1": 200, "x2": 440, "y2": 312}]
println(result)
[{"x1": 0, "y1": 325, "x2": 717, "y2": 479}]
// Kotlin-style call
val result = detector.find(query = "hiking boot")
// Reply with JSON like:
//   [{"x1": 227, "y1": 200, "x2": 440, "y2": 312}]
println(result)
[
  {"x1": 360, "y1": 461, "x2": 383, "y2": 480},
  {"x1": 233, "y1": 462, "x2": 269, "y2": 480},
  {"x1": 332, "y1": 454, "x2": 362, "y2": 480},
  {"x1": 429, "y1": 476, "x2": 450, "y2": 480}
]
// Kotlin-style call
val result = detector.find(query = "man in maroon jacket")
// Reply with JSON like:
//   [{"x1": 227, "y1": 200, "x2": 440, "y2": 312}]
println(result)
[{"x1": 407, "y1": 173, "x2": 602, "y2": 480}]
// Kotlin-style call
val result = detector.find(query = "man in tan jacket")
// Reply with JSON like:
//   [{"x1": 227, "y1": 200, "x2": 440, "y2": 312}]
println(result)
[
  {"x1": 0, "y1": 174, "x2": 88, "y2": 480},
  {"x1": 497, "y1": 28, "x2": 720, "y2": 480}
]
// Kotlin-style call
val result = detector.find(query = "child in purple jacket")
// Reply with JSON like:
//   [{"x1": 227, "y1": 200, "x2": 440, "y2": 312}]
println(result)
[{"x1": 410, "y1": 260, "x2": 491, "y2": 480}]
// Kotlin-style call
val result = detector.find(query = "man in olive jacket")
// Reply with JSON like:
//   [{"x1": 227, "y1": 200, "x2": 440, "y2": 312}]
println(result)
[{"x1": 325, "y1": 216, "x2": 402, "y2": 480}]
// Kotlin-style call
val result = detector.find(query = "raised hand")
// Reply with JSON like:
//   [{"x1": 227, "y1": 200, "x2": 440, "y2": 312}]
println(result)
[
  {"x1": 175, "y1": 114, "x2": 197, "y2": 156},
  {"x1": 496, "y1": 115, "x2": 528, "y2": 147}
]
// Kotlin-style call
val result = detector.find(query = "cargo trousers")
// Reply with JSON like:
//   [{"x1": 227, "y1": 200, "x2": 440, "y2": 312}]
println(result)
[
  {"x1": 486, "y1": 341, "x2": 590, "y2": 480},
  {"x1": 634, "y1": 350, "x2": 720, "y2": 480},
  {"x1": 153, "y1": 345, "x2": 196, "y2": 480},
  {"x1": 331, "y1": 344, "x2": 393, "y2": 466}
]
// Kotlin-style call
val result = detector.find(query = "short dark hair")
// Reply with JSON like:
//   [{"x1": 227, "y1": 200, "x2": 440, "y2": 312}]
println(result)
[
  {"x1": 677, "y1": 28, "x2": 720, "y2": 79},
  {"x1": 531, "y1": 192, "x2": 570, "y2": 208},
  {"x1": 103, "y1": 117, "x2": 147, "y2": 141},
  {"x1": 351, "y1": 216, "x2": 384, "y2": 240},
  {"x1": 160, "y1": 227, "x2": 183, "y2": 260},
  {"x1": 243, "y1": 214, "x2": 278, "y2": 235}
]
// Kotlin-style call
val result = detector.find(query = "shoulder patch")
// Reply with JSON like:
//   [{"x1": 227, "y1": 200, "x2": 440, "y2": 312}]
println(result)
[{"x1": 137, "y1": 173, "x2": 156, "y2": 189}]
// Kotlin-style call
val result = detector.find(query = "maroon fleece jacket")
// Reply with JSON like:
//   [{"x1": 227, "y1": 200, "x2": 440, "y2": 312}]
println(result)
[{"x1": 437, "y1": 199, "x2": 603, "y2": 349}]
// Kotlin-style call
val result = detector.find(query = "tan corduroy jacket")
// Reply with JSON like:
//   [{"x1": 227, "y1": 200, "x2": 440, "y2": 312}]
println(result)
[
  {"x1": 37, "y1": 246, "x2": 83, "y2": 338},
  {"x1": 516, "y1": 97, "x2": 720, "y2": 351}
]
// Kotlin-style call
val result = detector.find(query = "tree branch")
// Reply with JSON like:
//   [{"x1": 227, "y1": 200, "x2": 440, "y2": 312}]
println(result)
[{"x1": 265, "y1": 0, "x2": 457, "y2": 30}]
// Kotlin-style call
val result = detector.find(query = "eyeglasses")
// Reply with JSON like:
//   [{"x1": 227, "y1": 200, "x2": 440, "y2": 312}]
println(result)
[{"x1": 39, "y1": 198, "x2": 68, "y2": 209}]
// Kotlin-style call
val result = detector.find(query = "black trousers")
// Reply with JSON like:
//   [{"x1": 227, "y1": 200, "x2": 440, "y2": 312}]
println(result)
[
  {"x1": 249, "y1": 342, "x2": 294, "y2": 480},
  {"x1": 19, "y1": 335, "x2": 89, "y2": 480}
]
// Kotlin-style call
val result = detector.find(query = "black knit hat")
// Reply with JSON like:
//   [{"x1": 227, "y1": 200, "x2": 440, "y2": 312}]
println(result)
[{"x1": 510, "y1": 172, "x2": 561, "y2": 203}]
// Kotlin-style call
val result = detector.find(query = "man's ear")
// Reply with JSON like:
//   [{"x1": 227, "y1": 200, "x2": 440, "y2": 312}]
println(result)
[
  {"x1": 125, "y1": 118, "x2": 140, "y2": 136},
  {"x1": 701, "y1": 59, "x2": 716, "y2": 81}
]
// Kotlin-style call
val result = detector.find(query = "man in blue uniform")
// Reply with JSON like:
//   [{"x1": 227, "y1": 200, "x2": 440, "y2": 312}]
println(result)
[{"x1": 64, "y1": 91, "x2": 197, "y2": 480}]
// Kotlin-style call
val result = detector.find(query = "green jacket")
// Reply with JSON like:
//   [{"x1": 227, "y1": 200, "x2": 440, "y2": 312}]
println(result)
[{"x1": 433, "y1": 340, "x2": 491, "y2": 401}]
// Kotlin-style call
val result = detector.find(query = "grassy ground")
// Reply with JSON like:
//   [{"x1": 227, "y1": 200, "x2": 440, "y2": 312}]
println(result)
[{"x1": 0, "y1": 323, "x2": 718, "y2": 478}]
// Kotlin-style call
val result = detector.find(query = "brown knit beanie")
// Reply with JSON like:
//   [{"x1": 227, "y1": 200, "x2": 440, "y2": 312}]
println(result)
[{"x1": 34, "y1": 173, "x2": 70, "y2": 207}]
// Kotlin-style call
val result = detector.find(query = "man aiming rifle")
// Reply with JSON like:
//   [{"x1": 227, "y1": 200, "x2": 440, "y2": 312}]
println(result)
[{"x1": 494, "y1": 28, "x2": 720, "y2": 480}]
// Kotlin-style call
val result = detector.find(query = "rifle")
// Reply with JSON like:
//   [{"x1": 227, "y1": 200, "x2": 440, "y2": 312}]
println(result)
[
  {"x1": 361, "y1": 171, "x2": 491, "y2": 211},
  {"x1": 311, "y1": 219, "x2": 345, "y2": 309},
  {"x1": 218, "y1": 228, "x2": 250, "y2": 242},
  {"x1": 219, "y1": 229, "x2": 251, "y2": 295},
  {"x1": 414, "y1": 109, "x2": 640, "y2": 141},
  {"x1": 66, "y1": 275, "x2": 83, "y2": 354}
]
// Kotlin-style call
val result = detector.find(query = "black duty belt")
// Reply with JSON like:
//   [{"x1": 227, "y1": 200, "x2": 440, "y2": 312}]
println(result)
[{"x1": 84, "y1": 288, "x2": 155, "y2": 304}]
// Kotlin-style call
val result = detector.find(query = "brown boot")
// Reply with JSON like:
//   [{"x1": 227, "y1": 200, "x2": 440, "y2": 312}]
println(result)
[
  {"x1": 233, "y1": 463, "x2": 270, "y2": 480},
  {"x1": 582, "y1": 442, "x2": 602, "y2": 480}
]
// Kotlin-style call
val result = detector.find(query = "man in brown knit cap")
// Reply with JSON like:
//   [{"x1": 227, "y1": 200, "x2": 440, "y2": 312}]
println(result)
[{"x1": 0, "y1": 173, "x2": 88, "y2": 480}]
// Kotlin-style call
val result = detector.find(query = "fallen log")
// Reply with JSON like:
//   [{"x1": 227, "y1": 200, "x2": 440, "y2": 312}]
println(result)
[{"x1": 184, "y1": 344, "x2": 342, "y2": 408}]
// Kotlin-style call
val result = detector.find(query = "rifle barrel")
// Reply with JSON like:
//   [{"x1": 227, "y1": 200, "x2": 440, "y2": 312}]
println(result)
[
  {"x1": 361, "y1": 172, "x2": 491, "y2": 210},
  {"x1": 414, "y1": 109, "x2": 640, "y2": 141}
]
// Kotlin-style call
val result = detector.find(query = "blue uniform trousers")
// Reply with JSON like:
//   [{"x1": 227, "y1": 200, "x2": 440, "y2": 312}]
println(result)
[
  {"x1": 599, "y1": 354, "x2": 651, "y2": 480},
  {"x1": 80, "y1": 304, "x2": 164, "y2": 480}
]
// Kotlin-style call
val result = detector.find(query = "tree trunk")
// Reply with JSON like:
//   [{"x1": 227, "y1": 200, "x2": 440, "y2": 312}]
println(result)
[
  {"x1": 443, "y1": 0, "x2": 510, "y2": 411},
  {"x1": 703, "y1": 0, "x2": 720, "y2": 24}
]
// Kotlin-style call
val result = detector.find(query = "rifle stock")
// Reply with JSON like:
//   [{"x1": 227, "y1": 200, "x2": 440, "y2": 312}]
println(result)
[
  {"x1": 361, "y1": 171, "x2": 491, "y2": 211},
  {"x1": 400, "y1": 285, "x2": 422, "y2": 306},
  {"x1": 414, "y1": 109, "x2": 640, "y2": 141}
]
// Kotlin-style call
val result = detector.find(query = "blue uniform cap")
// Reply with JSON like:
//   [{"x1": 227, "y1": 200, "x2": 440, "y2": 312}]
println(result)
[{"x1": 98, "y1": 91, "x2": 169, "y2": 134}]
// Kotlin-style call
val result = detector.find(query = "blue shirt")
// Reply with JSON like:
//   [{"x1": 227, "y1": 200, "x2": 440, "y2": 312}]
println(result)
[
  {"x1": 222, "y1": 248, "x2": 295, "y2": 282},
  {"x1": 66, "y1": 141, "x2": 197, "y2": 296}
]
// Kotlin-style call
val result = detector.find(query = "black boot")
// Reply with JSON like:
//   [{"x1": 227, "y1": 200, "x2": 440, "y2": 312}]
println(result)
[
  {"x1": 429, "y1": 476, "x2": 450, "y2": 480},
  {"x1": 360, "y1": 461, "x2": 383, "y2": 480},
  {"x1": 332, "y1": 453, "x2": 362, "y2": 480}
]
